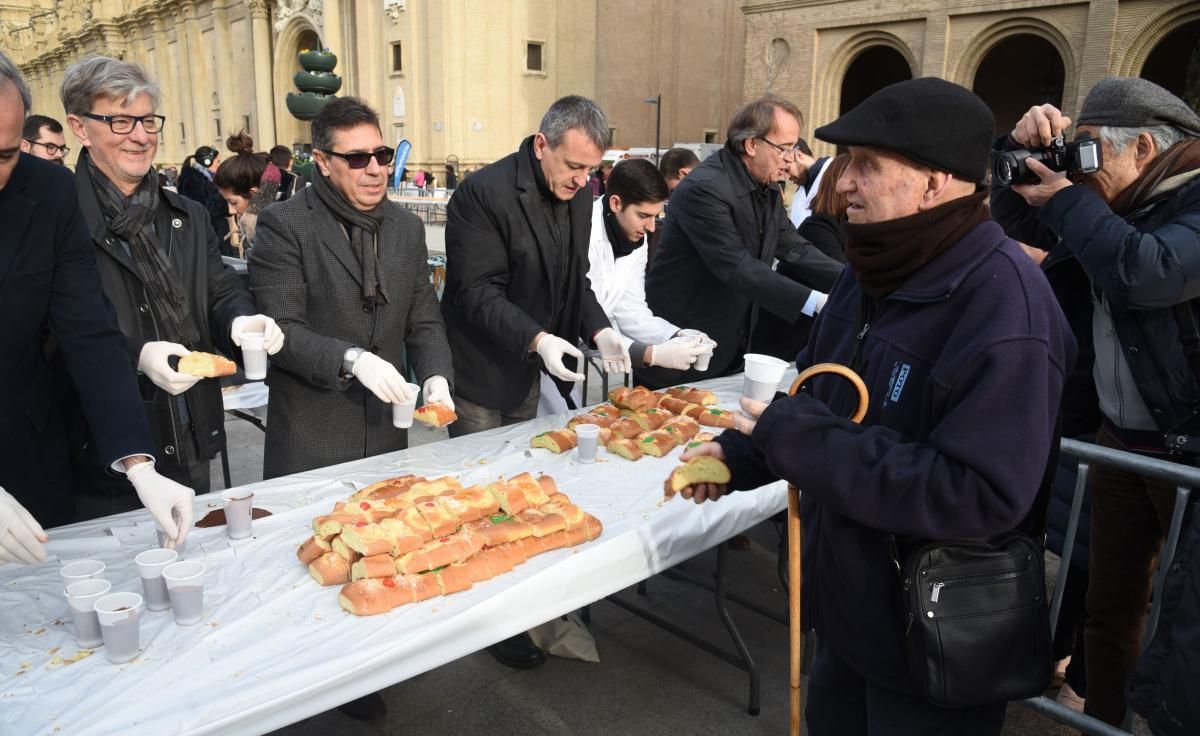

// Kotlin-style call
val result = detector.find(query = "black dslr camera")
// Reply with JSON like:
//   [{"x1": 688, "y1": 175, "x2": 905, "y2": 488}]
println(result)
[{"x1": 992, "y1": 133, "x2": 1102, "y2": 187}]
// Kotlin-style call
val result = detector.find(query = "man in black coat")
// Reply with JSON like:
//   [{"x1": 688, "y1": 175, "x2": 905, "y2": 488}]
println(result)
[
  {"x1": 60, "y1": 56, "x2": 283, "y2": 515},
  {"x1": 0, "y1": 52, "x2": 194, "y2": 556},
  {"x1": 442, "y1": 95, "x2": 628, "y2": 436},
  {"x1": 641, "y1": 96, "x2": 843, "y2": 387}
]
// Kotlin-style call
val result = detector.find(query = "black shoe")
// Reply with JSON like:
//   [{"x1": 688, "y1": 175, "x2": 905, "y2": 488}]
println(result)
[
  {"x1": 487, "y1": 632, "x2": 546, "y2": 669},
  {"x1": 338, "y1": 691, "x2": 387, "y2": 721}
]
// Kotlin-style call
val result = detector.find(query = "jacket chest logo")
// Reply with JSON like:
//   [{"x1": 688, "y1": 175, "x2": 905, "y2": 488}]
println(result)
[{"x1": 886, "y1": 361, "x2": 912, "y2": 405}]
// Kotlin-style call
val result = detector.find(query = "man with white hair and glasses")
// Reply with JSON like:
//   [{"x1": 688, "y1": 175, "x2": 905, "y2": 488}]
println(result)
[{"x1": 60, "y1": 55, "x2": 282, "y2": 521}]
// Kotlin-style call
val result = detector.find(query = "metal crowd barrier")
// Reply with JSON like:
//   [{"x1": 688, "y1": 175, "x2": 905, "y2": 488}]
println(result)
[{"x1": 1020, "y1": 437, "x2": 1197, "y2": 735}]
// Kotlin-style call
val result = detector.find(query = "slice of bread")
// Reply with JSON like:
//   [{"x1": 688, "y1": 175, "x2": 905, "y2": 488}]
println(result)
[
  {"x1": 665, "y1": 456, "x2": 732, "y2": 498},
  {"x1": 178, "y1": 351, "x2": 237, "y2": 377},
  {"x1": 414, "y1": 402, "x2": 457, "y2": 428}
]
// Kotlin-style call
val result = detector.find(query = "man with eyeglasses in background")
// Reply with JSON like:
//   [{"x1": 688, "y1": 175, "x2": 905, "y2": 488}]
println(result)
[
  {"x1": 20, "y1": 114, "x2": 68, "y2": 165},
  {"x1": 60, "y1": 56, "x2": 280, "y2": 519},
  {"x1": 640, "y1": 95, "x2": 844, "y2": 386}
]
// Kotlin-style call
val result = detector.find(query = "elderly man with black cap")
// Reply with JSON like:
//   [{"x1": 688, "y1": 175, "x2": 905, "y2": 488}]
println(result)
[
  {"x1": 675, "y1": 77, "x2": 1075, "y2": 734},
  {"x1": 991, "y1": 76, "x2": 1200, "y2": 727}
]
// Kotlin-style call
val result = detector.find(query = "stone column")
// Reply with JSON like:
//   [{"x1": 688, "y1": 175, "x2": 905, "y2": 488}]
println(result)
[
  {"x1": 323, "y1": 0, "x2": 342, "y2": 58},
  {"x1": 249, "y1": 0, "x2": 276, "y2": 146}
]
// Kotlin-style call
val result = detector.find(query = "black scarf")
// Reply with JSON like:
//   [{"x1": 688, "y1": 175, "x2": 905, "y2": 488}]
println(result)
[
  {"x1": 312, "y1": 171, "x2": 388, "y2": 304},
  {"x1": 843, "y1": 191, "x2": 989, "y2": 299},
  {"x1": 82, "y1": 149, "x2": 200, "y2": 345},
  {"x1": 602, "y1": 195, "x2": 642, "y2": 259}
]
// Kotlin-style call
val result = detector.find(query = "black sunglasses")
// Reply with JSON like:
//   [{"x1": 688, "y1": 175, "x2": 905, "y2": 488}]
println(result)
[{"x1": 324, "y1": 146, "x2": 395, "y2": 170}]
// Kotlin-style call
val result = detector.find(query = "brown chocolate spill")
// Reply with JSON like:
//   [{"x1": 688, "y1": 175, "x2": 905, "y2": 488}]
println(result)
[{"x1": 195, "y1": 507, "x2": 273, "y2": 528}]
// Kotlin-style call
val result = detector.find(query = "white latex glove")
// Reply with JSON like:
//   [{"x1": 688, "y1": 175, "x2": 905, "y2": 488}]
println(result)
[
  {"x1": 535, "y1": 334, "x2": 586, "y2": 382},
  {"x1": 138, "y1": 341, "x2": 202, "y2": 395},
  {"x1": 231, "y1": 314, "x2": 285, "y2": 355},
  {"x1": 351, "y1": 352, "x2": 414, "y2": 404},
  {"x1": 648, "y1": 336, "x2": 709, "y2": 370},
  {"x1": 422, "y1": 375, "x2": 454, "y2": 410},
  {"x1": 125, "y1": 461, "x2": 195, "y2": 549},
  {"x1": 594, "y1": 327, "x2": 632, "y2": 374},
  {"x1": 0, "y1": 487, "x2": 48, "y2": 565}
]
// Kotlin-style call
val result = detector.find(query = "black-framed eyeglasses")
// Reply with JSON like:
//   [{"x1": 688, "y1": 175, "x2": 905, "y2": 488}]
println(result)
[
  {"x1": 324, "y1": 146, "x2": 395, "y2": 170},
  {"x1": 756, "y1": 137, "x2": 801, "y2": 158},
  {"x1": 25, "y1": 139, "x2": 70, "y2": 156},
  {"x1": 81, "y1": 112, "x2": 166, "y2": 134}
]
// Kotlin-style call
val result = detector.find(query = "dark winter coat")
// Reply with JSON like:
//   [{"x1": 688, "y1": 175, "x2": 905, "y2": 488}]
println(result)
[
  {"x1": 441, "y1": 136, "x2": 610, "y2": 411},
  {"x1": 0, "y1": 155, "x2": 154, "y2": 527},
  {"x1": 641, "y1": 145, "x2": 843, "y2": 384},
  {"x1": 717, "y1": 219, "x2": 1075, "y2": 692},
  {"x1": 72, "y1": 164, "x2": 255, "y2": 489}
]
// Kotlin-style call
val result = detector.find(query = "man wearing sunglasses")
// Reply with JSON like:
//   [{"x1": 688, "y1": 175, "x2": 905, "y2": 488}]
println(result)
[
  {"x1": 641, "y1": 95, "x2": 844, "y2": 387},
  {"x1": 19, "y1": 114, "x2": 68, "y2": 165},
  {"x1": 250, "y1": 97, "x2": 453, "y2": 480},
  {"x1": 59, "y1": 56, "x2": 281, "y2": 533}
]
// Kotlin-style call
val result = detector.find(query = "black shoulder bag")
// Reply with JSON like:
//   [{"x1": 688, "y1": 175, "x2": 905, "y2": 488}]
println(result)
[{"x1": 894, "y1": 436, "x2": 1056, "y2": 707}]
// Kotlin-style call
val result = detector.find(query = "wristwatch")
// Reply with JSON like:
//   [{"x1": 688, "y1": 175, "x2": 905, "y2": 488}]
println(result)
[{"x1": 341, "y1": 346, "x2": 364, "y2": 379}]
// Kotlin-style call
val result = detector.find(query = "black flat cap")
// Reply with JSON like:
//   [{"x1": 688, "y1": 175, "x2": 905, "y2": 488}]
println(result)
[{"x1": 815, "y1": 77, "x2": 995, "y2": 182}]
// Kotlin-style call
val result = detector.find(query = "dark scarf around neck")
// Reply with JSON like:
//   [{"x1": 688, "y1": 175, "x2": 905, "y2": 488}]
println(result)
[
  {"x1": 82, "y1": 149, "x2": 200, "y2": 345},
  {"x1": 312, "y1": 171, "x2": 389, "y2": 304},
  {"x1": 1110, "y1": 137, "x2": 1200, "y2": 216},
  {"x1": 602, "y1": 195, "x2": 643, "y2": 259},
  {"x1": 842, "y1": 191, "x2": 990, "y2": 299}
]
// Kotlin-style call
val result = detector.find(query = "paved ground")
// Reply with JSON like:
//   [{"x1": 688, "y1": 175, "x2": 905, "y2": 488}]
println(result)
[{"x1": 211, "y1": 370, "x2": 1146, "y2": 736}]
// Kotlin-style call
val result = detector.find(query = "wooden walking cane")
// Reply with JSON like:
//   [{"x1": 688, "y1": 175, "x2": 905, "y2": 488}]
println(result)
[{"x1": 786, "y1": 363, "x2": 869, "y2": 736}]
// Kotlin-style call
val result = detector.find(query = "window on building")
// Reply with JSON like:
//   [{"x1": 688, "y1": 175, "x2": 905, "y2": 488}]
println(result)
[
  {"x1": 526, "y1": 42, "x2": 544, "y2": 73},
  {"x1": 214, "y1": 118, "x2": 221, "y2": 137},
  {"x1": 703, "y1": 130, "x2": 718, "y2": 144},
  {"x1": 391, "y1": 42, "x2": 403, "y2": 74},
  {"x1": 243, "y1": 114, "x2": 251, "y2": 134},
  {"x1": 179, "y1": 122, "x2": 186, "y2": 143},
  {"x1": 608, "y1": 127, "x2": 617, "y2": 145}
]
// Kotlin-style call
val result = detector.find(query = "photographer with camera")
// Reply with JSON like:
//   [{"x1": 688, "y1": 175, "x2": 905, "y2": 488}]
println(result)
[{"x1": 990, "y1": 76, "x2": 1200, "y2": 727}]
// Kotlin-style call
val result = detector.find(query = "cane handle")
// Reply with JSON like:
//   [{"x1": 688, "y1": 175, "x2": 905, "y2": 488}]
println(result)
[{"x1": 787, "y1": 362, "x2": 869, "y2": 425}]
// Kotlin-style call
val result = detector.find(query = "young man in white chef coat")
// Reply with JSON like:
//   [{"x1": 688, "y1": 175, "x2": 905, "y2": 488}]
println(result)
[{"x1": 538, "y1": 158, "x2": 711, "y2": 414}]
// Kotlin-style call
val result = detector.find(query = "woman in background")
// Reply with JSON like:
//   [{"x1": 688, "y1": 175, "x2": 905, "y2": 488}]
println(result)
[{"x1": 214, "y1": 131, "x2": 279, "y2": 255}]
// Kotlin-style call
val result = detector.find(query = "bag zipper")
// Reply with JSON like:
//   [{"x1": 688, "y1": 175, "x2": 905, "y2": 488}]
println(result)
[{"x1": 929, "y1": 567, "x2": 1026, "y2": 603}]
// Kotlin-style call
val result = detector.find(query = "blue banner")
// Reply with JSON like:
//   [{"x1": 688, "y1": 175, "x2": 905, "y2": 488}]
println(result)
[{"x1": 392, "y1": 138, "x2": 412, "y2": 190}]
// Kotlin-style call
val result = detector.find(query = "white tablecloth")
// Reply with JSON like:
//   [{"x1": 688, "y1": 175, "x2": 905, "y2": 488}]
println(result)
[{"x1": 0, "y1": 372, "x2": 789, "y2": 736}]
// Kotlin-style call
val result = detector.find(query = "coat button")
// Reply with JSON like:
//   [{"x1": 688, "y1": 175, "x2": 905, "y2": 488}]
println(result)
[
  {"x1": 164, "y1": 445, "x2": 176, "y2": 455},
  {"x1": 171, "y1": 218, "x2": 183, "y2": 229},
  {"x1": 139, "y1": 303, "x2": 150, "y2": 313},
  {"x1": 1128, "y1": 346, "x2": 1138, "y2": 354},
  {"x1": 362, "y1": 303, "x2": 373, "y2": 313}
]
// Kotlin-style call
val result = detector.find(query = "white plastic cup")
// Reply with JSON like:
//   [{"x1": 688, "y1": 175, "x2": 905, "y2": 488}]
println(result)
[
  {"x1": 240, "y1": 332, "x2": 268, "y2": 380},
  {"x1": 134, "y1": 548, "x2": 178, "y2": 612},
  {"x1": 694, "y1": 339, "x2": 717, "y2": 371},
  {"x1": 742, "y1": 353, "x2": 789, "y2": 402},
  {"x1": 392, "y1": 383, "x2": 421, "y2": 428},
  {"x1": 60, "y1": 560, "x2": 106, "y2": 589},
  {"x1": 162, "y1": 561, "x2": 206, "y2": 626},
  {"x1": 66, "y1": 578, "x2": 112, "y2": 649},
  {"x1": 575, "y1": 424, "x2": 600, "y2": 464},
  {"x1": 94, "y1": 592, "x2": 144, "y2": 664},
  {"x1": 222, "y1": 488, "x2": 255, "y2": 540}
]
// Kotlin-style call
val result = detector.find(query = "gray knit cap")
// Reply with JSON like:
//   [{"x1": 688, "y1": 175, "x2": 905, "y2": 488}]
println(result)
[{"x1": 1078, "y1": 77, "x2": 1200, "y2": 137}]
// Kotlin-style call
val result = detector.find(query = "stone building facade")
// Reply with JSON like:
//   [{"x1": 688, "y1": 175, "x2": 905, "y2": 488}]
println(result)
[
  {"x1": 742, "y1": 0, "x2": 1199, "y2": 155},
  {"x1": 2, "y1": 0, "x2": 742, "y2": 174}
]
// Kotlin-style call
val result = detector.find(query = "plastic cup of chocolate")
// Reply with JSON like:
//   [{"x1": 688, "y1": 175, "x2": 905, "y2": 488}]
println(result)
[
  {"x1": 134, "y1": 548, "x2": 178, "y2": 612},
  {"x1": 94, "y1": 591, "x2": 144, "y2": 664},
  {"x1": 575, "y1": 424, "x2": 600, "y2": 464},
  {"x1": 392, "y1": 383, "x2": 421, "y2": 428},
  {"x1": 60, "y1": 559, "x2": 106, "y2": 589},
  {"x1": 162, "y1": 560, "x2": 207, "y2": 626},
  {"x1": 240, "y1": 332, "x2": 268, "y2": 380},
  {"x1": 742, "y1": 353, "x2": 789, "y2": 402},
  {"x1": 222, "y1": 488, "x2": 255, "y2": 540},
  {"x1": 66, "y1": 578, "x2": 112, "y2": 649}
]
